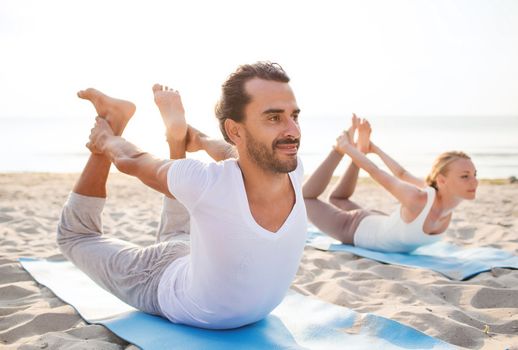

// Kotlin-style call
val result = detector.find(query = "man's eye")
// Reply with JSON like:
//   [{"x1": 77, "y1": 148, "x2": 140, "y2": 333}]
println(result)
[{"x1": 269, "y1": 115, "x2": 280, "y2": 121}]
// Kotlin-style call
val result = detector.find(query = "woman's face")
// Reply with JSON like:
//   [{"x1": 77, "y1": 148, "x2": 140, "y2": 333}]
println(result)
[{"x1": 440, "y1": 158, "x2": 478, "y2": 200}]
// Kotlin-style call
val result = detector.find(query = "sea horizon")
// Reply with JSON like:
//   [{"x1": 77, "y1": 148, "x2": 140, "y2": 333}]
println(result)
[{"x1": 1, "y1": 115, "x2": 517, "y2": 179}]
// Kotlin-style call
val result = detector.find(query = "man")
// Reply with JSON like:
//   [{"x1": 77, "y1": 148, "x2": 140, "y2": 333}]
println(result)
[{"x1": 57, "y1": 62, "x2": 306, "y2": 329}]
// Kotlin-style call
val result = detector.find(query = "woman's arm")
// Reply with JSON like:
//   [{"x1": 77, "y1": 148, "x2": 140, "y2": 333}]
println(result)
[
  {"x1": 370, "y1": 142, "x2": 426, "y2": 189},
  {"x1": 335, "y1": 132, "x2": 425, "y2": 210},
  {"x1": 303, "y1": 149, "x2": 344, "y2": 199}
]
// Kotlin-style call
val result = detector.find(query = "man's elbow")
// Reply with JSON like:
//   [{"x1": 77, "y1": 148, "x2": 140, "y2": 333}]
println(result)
[{"x1": 154, "y1": 160, "x2": 175, "y2": 195}]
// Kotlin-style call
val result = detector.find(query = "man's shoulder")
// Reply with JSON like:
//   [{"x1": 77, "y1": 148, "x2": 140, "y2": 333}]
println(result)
[
  {"x1": 167, "y1": 158, "x2": 239, "y2": 204},
  {"x1": 170, "y1": 157, "x2": 238, "y2": 177}
]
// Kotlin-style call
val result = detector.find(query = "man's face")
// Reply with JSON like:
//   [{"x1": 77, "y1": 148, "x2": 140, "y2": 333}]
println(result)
[{"x1": 240, "y1": 78, "x2": 301, "y2": 173}]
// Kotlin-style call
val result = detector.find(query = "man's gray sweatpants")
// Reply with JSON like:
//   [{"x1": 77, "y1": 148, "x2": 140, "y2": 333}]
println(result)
[{"x1": 56, "y1": 192, "x2": 190, "y2": 316}]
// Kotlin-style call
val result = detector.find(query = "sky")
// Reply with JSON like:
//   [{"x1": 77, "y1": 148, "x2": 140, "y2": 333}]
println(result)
[{"x1": 1, "y1": 0, "x2": 517, "y2": 143}]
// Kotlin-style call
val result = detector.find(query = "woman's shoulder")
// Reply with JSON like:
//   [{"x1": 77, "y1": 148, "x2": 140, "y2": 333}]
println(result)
[{"x1": 405, "y1": 186, "x2": 430, "y2": 213}]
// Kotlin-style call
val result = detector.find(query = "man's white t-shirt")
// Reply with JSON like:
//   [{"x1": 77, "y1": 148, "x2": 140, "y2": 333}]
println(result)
[{"x1": 157, "y1": 158, "x2": 307, "y2": 329}]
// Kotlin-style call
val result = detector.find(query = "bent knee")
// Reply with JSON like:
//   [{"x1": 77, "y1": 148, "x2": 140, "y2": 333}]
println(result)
[
  {"x1": 56, "y1": 223, "x2": 74, "y2": 258},
  {"x1": 303, "y1": 198, "x2": 320, "y2": 209},
  {"x1": 56, "y1": 211, "x2": 102, "y2": 250}
]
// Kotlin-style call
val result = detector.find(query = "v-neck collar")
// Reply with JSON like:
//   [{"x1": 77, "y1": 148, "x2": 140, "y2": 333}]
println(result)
[{"x1": 233, "y1": 162, "x2": 299, "y2": 238}]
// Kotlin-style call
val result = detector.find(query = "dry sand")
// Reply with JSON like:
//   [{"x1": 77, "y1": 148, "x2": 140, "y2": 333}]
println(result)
[{"x1": 0, "y1": 173, "x2": 517, "y2": 349}]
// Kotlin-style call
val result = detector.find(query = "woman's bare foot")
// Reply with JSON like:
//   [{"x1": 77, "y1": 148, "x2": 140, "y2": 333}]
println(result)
[
  {"x1": 152, "y1": 84, "x2": 188, "y2": 142},
  {"x1": 346, "y1": 113, "x2": 359, "y2": 145},
  {"x1": 77, "y1": 88, "x2": 135, "y2": 136},
  {"x1": 357, "y1": 118, "x2": 372, "y2": 153}
]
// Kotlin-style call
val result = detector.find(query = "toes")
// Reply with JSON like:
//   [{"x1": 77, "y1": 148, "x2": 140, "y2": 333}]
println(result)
[
  {"x1": 353, "y1": 115, "x2": 360, "y2": 128},
  {"x1": 152, "y1": 83, "x2": 180, "y2": 94},
  {"x1": 78, "y1": 88, "x2": 103, "y2": 101},
  {"x1": 77, "y1": 89, "x2": 90, "y2": 99},
  {"x1": 152, "y1": 84, "x2": 163, "y2": 92}
]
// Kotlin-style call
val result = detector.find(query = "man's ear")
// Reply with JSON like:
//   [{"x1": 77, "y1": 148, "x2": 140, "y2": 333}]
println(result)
[{"x1": 225, "y1": 119, "x2": 242, "y2": 145}]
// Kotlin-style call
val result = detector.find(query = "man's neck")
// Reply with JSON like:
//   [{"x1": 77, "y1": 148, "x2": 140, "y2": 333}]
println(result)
[
  {"x1": 237, "y1": 157, "x2": 291, "y2": 201},
  {"x1": 236, "y1": 157, "x2": 296, "y2": 233}
]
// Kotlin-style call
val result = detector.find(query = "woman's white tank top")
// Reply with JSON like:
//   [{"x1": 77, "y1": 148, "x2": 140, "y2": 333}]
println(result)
[{"x1": 353, "y1": 187, "x2": 443, "y2": 253}]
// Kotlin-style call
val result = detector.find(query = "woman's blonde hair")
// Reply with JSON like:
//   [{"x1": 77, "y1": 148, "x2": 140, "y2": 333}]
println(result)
[{"x1": 425, "y1": 151, "x2": 471, "y2": 190}]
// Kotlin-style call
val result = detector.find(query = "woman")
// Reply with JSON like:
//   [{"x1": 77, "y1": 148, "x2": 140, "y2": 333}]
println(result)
[{"x1": 303, "y1": 115, "x2": 478, "y2": 253}]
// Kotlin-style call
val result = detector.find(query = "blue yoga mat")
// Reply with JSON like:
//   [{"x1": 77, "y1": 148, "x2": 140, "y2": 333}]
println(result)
[
  {"x1": 307, "y1": 230, "x2": 518, "y2": 280},
  {"x1": 19, "y1": 257, "x2": 453, "y2": 350}
]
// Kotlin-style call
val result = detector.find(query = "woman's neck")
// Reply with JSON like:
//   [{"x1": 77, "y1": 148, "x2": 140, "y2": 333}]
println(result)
[{"x1": 433, "y1": 190, "x2": 462, "y2": 218}]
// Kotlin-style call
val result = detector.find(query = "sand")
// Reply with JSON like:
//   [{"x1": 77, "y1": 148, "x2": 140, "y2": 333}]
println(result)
[{"x1": 0, "y1": 172, "x2": 517, "y2": 349}]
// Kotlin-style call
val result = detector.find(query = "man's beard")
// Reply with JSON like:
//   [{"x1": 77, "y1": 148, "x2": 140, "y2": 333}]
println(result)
[{"x1": 244, "y1": 129, "x2": 299, "y2": 173}]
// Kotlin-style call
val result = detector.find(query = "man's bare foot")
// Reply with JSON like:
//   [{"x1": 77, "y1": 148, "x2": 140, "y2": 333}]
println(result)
[
  {"x1": 152, "y1": 84, "x2": 188, "y2": 142},
  {"x1": 77, "y1": 88, "x2": 135, "y2": 136},
  {"x1": 185, "y1": 125, "x2": 206, "y2": 153},
  {"x1": 357, "y1": 118, "x2": 372, "y2": 153}
]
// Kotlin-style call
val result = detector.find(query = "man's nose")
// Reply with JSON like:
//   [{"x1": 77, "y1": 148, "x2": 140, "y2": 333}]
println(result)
[{"x1": 284, "y1": 117, "x2": 300, "y2": 139}]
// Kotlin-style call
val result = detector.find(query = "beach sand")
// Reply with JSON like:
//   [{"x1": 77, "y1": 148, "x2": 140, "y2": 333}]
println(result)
[{"x1": 0, "y1": 172, "x2": 517, "y2": 349}]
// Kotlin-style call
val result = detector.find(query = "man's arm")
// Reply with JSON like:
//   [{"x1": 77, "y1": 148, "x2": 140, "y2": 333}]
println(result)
[{"x1": 89, "y1": 117, "x2": 175, "y2": 197}]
